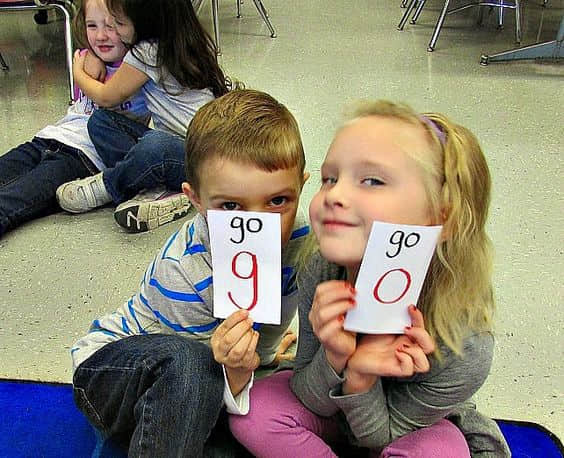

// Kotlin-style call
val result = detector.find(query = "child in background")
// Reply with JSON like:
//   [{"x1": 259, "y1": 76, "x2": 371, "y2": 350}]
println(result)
[
  {"x1": 57, "y1": 0, "x2": 231, "y2": 233},
  {"x1": 0, "y1": 0, "x2": 148, "y2": 238},
  {"x1": 230, "y1": 100, "x2": 511, "y2": 457},
  {"x1": 71, "y1": 90, "x2": 310, "y2": 457}
]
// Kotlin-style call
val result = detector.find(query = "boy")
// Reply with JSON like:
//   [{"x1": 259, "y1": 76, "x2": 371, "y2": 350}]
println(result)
[{"x1": 71, "y1": 89, "x2": 310, "y2": 456}]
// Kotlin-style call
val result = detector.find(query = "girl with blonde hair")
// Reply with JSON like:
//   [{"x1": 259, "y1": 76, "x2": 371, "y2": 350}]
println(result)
[{"x1": 229, "y1": 100, "x2": 510, "y2": 457}]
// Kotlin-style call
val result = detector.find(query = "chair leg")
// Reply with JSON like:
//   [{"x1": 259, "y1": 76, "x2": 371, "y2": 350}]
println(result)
[
  {"x1": 211, "y1": 0, "x2": 221, "y2": 54},
  {"x1": 514, "y1": 0, "x2": 521, "y2": 43},
  {"x1": 237, "y1": 0, "x2": 242, "y2": 18},
  {"x1": 411, "y1": 0, "x2": 427, "y2": 23},
  {"x1": 251, "y1": 0, "x2": 276, "y2": 37},
  {"x1": 397, "y1": 0, "x2": 417, "y2": 30},
  {"x1": 0, "y1": 50, "x2": 8, "y2": 71},
  {"x1": 497, "y1": 0, "x2": 504, "y2": 29},
  {"x1": 427, "y1": 0, "x2": 451, "y2": 51},
  {"x1": 51, "y1": 3, "x2": 74, "y2": 103}
]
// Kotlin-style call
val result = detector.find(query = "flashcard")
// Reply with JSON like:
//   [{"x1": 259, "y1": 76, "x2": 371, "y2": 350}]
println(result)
[
  {"x1": 208, "y1": 210, "x2": 281, "y2": 324},
  {"x1": 344, "y1": 221, "x2": 442, "y2": 334}
]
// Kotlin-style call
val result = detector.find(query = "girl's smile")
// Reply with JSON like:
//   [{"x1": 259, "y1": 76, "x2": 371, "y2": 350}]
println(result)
[
  {"x1": 309, "y1": 115, "x2": 434, "y2": 271},
  {"x1": 85, "y1": 0, "x2": 127, "y2": 63}
]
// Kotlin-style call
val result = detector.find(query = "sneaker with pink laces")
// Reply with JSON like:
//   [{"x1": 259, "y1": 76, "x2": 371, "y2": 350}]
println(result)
[{"x1": 113, "y1": 188, "x2": 192, "y2": 232}]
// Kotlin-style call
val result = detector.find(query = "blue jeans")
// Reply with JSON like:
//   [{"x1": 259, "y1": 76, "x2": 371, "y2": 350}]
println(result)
[
  {"x1": 88, "y1": 110, "x2": 186, "y2": 204},
  {"x1": 73, "y1": 334, "x2": 250, "y2": 458},
  {"x1": 0, "y1": 137, "x2": 97, "y2": 237}
]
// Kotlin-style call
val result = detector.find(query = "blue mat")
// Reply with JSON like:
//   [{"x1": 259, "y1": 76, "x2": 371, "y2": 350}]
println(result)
[{"x1": 1, "y1": 379, "x2": 562, "y2": 457}]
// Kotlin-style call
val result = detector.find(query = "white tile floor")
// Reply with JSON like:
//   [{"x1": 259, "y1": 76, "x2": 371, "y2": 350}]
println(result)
[{"x1": 1, "y1": 0, "x2": 563, "y2": 443}]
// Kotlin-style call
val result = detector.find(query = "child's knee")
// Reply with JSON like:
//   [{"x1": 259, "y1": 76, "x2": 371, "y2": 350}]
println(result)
[{"x1": 380, "y1": 419, "x2": 470, "y2": 458}]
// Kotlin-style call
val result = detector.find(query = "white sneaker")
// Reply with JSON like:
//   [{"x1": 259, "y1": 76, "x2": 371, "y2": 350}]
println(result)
[
  {"x1": 56, "y1": 172, "x2": 113, "y2": 213},
  {"x1": 113, "y1": 187, "x2": 192, "y2": 233}
]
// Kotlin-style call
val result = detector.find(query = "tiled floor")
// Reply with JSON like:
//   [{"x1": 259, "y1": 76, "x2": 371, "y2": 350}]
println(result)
[{"x1": 1, "y1": 0, "x2": 562, "y2": 442}]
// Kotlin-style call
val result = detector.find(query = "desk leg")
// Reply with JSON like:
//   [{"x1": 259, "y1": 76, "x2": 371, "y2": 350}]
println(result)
[{"x1": 480, "y1": 14, "x2": 563, "y2": 63}]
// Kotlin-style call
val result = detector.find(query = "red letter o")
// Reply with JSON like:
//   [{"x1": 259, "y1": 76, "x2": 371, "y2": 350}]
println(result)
[{"x1": 373, "y1": 268, "x2": 411, "y2": 304}]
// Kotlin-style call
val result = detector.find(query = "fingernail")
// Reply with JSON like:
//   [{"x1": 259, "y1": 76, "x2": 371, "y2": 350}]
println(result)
[
  {"x1": 409, "y1": 305, "x2": 417, "y2": 311},
  {"x1": 338, "y1": 315, "x2": 345, "y2": 323},
  {"x1": 405, "y1": 325, "x2": 412, "y2": 331},
  {"x1": 348, "y1": 298, "x2": 356, "y2": 305}
]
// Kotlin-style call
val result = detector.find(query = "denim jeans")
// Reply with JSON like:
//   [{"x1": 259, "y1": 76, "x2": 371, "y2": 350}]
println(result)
[
  {"x1": 87, "y1": 110, "x2": 186, "y2": 204},
  {"x1": 0, "y1": 137, "x2": 97, "y2": 237},
  {"x1": 73, "y1": 334, "x2": 250, "y2": 458}
]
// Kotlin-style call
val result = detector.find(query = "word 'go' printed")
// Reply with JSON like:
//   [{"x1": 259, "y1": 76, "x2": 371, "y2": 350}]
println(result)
[
  {"x1": 344, "y1": 221, "x2": 442, "y2": 334},
  {"x1": 208, "y1": 210, "x2": 282, "y2": 324}
]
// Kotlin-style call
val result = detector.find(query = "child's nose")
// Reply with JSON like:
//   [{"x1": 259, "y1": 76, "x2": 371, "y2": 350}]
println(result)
[
  {"x1": 325, "y1": 181, "x2": 347, "y2": 208},
  {"x1": 97, "y1": 27, "x2": 109, "y2": 41}
]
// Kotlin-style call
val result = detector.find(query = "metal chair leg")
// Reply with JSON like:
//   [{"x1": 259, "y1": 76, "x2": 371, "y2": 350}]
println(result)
[
  {"x1": 211, "y1": 0, "x2": 221, "y2": 54},
  {"x1": 50, "y1": 3, "x2": 74, "y2": 103},
  {"x1": 514, "y1": 0, "x2": 521, "y2": 43},
  {"x1": 427, "y1": 0, "x2": 451, "y2": 51},
  {"x1": 251, "y1": 0, "x2": 276, "y2": 37},
  {"x1": 497, "y1": 0, "x2": 504, "y2": 28},
  {"x1": 237, "y1": 0, "x2": 241, "y2": 18},
  {"x1": 411, "y1": 0, "x2": 427, "y2": 23},
  {"x1": 0, "y1": 50, "x2": 8, "y2": 71},
  {"x1": 397, "y1": 0, "x2": 417, "y2": 30}
]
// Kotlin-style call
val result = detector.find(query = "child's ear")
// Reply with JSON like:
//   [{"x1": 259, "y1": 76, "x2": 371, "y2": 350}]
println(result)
[
  {"x1": 182, "y1": 182, "x2": 204, "y2": 214},
  {"x1": 302, "y1": 172, "x2": 310, "y2": 187}
]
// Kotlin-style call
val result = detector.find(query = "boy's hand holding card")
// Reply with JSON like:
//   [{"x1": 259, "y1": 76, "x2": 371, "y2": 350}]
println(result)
[
  {"x1": 208, "y1": 210, "x2": 282, "y2": 325},
  {"x1": 344, "y1": 221, "x2": 442, "y2": 334}
]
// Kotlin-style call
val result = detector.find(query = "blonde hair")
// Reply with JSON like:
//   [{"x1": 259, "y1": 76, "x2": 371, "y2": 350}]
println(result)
[
  {"x1": 309, "y1": 100, "x2": 495, "y2": 357},
  {"x1": 185, "y1": 89, "x2": 305, "y2": 194}
]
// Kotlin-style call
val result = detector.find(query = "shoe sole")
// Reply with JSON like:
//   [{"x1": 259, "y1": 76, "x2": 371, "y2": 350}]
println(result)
[{"x1": 114, "y1": 195, "x2": 191, "y2": 233}]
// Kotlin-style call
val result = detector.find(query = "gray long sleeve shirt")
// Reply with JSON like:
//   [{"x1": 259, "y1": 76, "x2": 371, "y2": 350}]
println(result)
[{"x1": 290, "y1": 253, "x2": 510, "y2": 457}]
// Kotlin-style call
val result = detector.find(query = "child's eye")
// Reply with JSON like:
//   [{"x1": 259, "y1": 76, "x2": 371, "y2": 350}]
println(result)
[
  {"x1": 361, "y1": 178, "x2": 384, "y2": 186},
  {"x1": 269, "y1": 196, "x2": 288, "y2": 207},
  {"x1": 221, "y1": 202, "x2": 239, "y2": 211},
  {"x1": 321, "y1": 176, "x2": 337, "y2": 186}
]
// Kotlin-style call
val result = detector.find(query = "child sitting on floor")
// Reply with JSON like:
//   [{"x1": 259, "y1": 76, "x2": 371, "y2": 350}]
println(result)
[
  {"x1": 229, "y1": 100, "x2": 510, "y2": 457},
  {"x1": 0, "y1": 0, "x2": 148, "y2": 238},
  {"x1": 57, "y1": 0, "x2": 232, "y2": 233},
  {"x1": 71, "y1": 89, "x2": 310, "y2": 457}
]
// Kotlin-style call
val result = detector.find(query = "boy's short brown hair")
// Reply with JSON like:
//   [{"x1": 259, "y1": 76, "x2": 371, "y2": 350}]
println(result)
[{"x1": 184, "y1": 89, "x2": 305, "y2": 194}]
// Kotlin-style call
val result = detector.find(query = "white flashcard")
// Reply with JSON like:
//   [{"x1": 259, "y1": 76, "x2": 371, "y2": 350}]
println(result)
[
  {"x1": 344, "y1": 221, "x2": 442, "y2": 334},
  {"x1": 208, "y1": 210, "x2": 281, "y2": 325}
]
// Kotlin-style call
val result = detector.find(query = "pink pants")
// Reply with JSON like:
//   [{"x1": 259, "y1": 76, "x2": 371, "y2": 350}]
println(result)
[{"x1": 229, "y1": 371, "x2": 470, "y2": 458}]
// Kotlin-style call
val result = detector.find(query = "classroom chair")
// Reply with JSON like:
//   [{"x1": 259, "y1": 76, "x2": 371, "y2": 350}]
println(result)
[
  {"x1": 192, "y1": 0, "x2": 276, "y2": 54},
  {"x1": 0, "y1": 0, "x2": 75, "y2": 102}
]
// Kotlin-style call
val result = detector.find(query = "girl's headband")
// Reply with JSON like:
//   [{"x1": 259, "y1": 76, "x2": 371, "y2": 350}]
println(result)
[{"x1": 420, "y1": 115, "x2": 446, "y2": 146}]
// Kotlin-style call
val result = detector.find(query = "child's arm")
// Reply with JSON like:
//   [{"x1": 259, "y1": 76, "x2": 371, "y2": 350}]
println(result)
[
  {"x1": 289, "y1": 254, "x2": 350, "y2": 416},
  {"x1": 73, "y1": 50, "x2": 148, "y2": 107},
  {"x1": 211, "y1": 310, "x2": 260, "y2": 396},
  {"x1": 344, "y1": 306, "x2": 435, "y2": 393},
  {"x1": 332, "y1": 330, "x2": 493, "y2": 450},
  {"x1": 83, "y1": 50, "x2": 106, "y2": 82}
]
